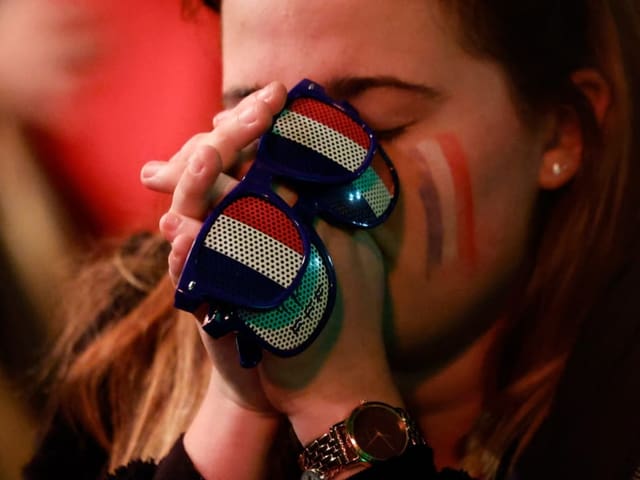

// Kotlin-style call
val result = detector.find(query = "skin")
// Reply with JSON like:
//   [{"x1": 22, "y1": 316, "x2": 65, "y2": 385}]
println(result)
[
  {"x1": 217, "y1": 0, "x2": 551, "y2": 370},
  {"x1": 0, "y1": 0, "x2": 103, "y2": 125},
  {"x1": 140, "y1": 1, "x2": 583, "y2": 477}
]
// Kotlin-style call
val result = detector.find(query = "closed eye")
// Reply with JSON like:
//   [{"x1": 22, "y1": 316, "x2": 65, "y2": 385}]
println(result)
[{"x1": 373, "y1": 125, "x2": 410, "y2": 141}]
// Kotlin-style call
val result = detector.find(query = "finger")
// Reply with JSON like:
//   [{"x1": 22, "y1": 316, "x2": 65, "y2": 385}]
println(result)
[
  {"x1": 168, "y1": 233, "x2": 195, "y2": 285},
  {"x1": 212, "y1": 108, "x2": 232, "y2": 128},
  {"x1": 159, "y1": 210, "x2": 204, "y2": 245},
  {"x1": 180, "y1": 81, "x2": 286, "y2": 171},
  {"x1": 212, "y1": 80, "x2": 285, "y2": 129},
  {"x1": 142, "y1": 82, "x2": 287, "y2": 193},
  {"x1": 140, "y1": 133, "x2": 212, "y2": 193},
  {"x1": 140, "y1": 160, "x2": 170, "y2": 191},
  {"x1": 169, "y1": 144, "x2": 239, "y2": 221},
  {"x1": 202, "y1": 81, "x2": 287, "y2": 171}
]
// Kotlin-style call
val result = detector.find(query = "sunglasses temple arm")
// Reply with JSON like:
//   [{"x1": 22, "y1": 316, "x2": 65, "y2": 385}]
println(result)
[
  {"x1": 236, "y1": 332, "x2": 263, "y2": 368},
  {"x1": 291, "y1": 194, "x2": 319, "y2": 225},
  {"x1": 201, "y1": 304, "x2": 237, "y2": 338},
  {"x1": 201, "y1": 307, "x2": 263, "y2": 368}
]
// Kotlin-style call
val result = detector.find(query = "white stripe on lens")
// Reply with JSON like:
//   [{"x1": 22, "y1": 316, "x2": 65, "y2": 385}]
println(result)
[
  {"x1": 273, "y1": 109, "x2": 368, "y2": 173},
  {"x1": 204, "y1": 215, "x2": 304, "y2": 288}
]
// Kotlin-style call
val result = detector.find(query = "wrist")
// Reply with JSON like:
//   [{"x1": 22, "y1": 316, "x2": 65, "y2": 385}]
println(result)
[
  {"x1": 288, "y1": 378, "x2": 403, "y2": 446},
  {"x1": 184, "y1": 380, "x2": 281, "y2": 480},
  {"x1": 289, "y1": 387, "x2": 403, "y2": 478},
  {"x1": 297, "y1": 400, "x2": 425, "y2": 480}
]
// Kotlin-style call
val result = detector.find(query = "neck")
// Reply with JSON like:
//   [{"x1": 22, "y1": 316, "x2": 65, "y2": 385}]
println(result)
[{"x1": 395, "y1": 318, "x2": 505, "y2": 470}]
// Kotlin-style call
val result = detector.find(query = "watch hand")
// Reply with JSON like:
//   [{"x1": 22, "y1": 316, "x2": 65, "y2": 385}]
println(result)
[
  {"x1": 378, "y1": 432, "x2": 395, "y2": 449},
  {"x1": 364, "y1": 431, "x2": 383, "y2": 449}
]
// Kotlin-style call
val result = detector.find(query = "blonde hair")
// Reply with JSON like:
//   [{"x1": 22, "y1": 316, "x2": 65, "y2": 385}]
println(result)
[
  {"x1": 42, "y1": 1, "x2": 639, "y2": 478},
  {"x1": 44, "y1": 234, "x2": 209, "y2": 471},
  {"x1": 448, "y1": 1, "x2": 639, "y2": 477}
]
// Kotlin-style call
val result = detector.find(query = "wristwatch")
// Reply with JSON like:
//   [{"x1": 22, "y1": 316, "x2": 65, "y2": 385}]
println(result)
[{"x1": 298, "y1": 401, "x2": 425, "y2": 480}]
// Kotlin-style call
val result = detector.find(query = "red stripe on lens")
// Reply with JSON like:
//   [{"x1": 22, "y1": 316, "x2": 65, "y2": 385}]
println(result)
[
  {"x1": 371, "y1": 150, "x2": 396, "y2": 196},
  {"x1": 224, "y1": 197, "x2": 305, "y2": 255},
  {"x1": 290, "y1": 98, "x2": 370, "y2": 150}
]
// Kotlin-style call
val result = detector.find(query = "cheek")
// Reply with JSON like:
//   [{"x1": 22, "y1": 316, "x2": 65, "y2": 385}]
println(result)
[
  {"x1": 379, "y1": 128, "x2": 541, "y2": 276},
  {"x1": 375, "y1": 131, "x2": 541, "y2": 361},
  {"x1": 415, "y1": 134, "x2": 477, "y2": 269},
  {"x1": 376, "y1": 134, "x2": 478, "y2": 276}
]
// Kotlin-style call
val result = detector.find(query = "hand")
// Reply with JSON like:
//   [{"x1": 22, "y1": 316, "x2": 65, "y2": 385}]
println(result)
[
  {"x1": 141, "y1": 81, "x2": 288, "y2": 414},
  {"x1": 143, "y1": 82, "x2": 289, "y2": 479},
  {"x1": 257, "y1": 222, "x2": 403, "y2": 445},
  {"x1": 143, "y1": 79, "x2": 402, "y2": 451},
  {"x1": 0, "y1": 0, "x2": 104, "y2": 125}
]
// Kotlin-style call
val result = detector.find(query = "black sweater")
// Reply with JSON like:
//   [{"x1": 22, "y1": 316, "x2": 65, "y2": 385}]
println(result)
[{"x1": 23, "y1": 253, "x2": 640, "y2": 480}]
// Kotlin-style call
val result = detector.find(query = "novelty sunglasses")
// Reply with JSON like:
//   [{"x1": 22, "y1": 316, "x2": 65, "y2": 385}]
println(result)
[{"x1": 174, "y1": 79, "x2": 399, "y2": 367}]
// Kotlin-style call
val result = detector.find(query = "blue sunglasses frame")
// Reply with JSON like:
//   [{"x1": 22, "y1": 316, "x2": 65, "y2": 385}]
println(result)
[{"x1": 174, "y1": 79, "x2": 399, "y2": 367}]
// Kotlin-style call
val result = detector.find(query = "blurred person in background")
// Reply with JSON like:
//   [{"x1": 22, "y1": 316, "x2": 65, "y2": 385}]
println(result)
[
  {"x1": 0, "y1": 0, "x2": 101, "y2": 125},
  {"x1": 0, "y1": 0, "x2": 220, "y2": 478},
  {"x1": 0, "y1": 1, "x2": 104, "y2": 478},
  {"x1": 20, "y1": 0, "x2": 640, "y2": 479}
]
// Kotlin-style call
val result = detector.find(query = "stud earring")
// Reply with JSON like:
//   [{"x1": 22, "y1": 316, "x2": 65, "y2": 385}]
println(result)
[{"x1": 552, "y1": 162, "x2": 563, "y2": 176}]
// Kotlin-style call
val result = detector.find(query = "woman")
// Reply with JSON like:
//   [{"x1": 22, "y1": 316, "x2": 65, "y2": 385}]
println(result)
[{"x1": 23, "y1": 1, "x2": 640, "y2": 479}]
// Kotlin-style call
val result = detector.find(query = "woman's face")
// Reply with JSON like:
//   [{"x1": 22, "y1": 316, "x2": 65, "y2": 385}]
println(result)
[{"x1": 221, "y1": 0, "x2": 551, "y2": 369}]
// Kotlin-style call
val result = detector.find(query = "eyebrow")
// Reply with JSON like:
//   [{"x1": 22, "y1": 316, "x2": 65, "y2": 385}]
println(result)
[
  {"x1": 222, "y1": 75, "x2": 443, "y2": 108},
  {"x1": 326, "y1": 75, "x2": 443, "y2": 101}
]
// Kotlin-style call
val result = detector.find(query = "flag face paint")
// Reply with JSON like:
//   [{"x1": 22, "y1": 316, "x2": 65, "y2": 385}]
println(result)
[
  {"x1": 416, "y1": 150, "x2": 445, "y2": 267},
  {"x1": 415, "y1": 135, "x2": 477, "y2": 269},
  {"x1": 437, "y1": 133, "x2": 477, "y2": 266}
]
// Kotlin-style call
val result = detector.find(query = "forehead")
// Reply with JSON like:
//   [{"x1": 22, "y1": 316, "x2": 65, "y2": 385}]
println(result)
[{"x1": 220, "y1": 0, "x2": 460, "y2": 91}]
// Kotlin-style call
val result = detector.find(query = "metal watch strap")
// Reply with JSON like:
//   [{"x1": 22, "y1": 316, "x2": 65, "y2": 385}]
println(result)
[
  {"x1": 400, "y1": 408, "x2": 426, "y2": 447},
  {"x1": 299, "y1": 422, "x2": 356, "y2": 479},
  {"x1": 299, "y1": 405, "x2": 424, "y2": 479}
]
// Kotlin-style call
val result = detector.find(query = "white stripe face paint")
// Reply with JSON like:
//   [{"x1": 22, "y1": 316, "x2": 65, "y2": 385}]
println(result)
[{"x1": 416, "y1": 139, "x2": 458, "y2": 263}]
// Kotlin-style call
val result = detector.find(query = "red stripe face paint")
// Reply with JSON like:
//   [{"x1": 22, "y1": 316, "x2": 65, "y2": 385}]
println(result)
[{"x1": 414, "y1": 134, "x2": 477, "y2": 269}]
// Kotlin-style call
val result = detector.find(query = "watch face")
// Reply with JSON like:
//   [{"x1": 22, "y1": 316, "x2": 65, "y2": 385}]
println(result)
[{"x1": 347, "y1": 402, "x2": 409, "y2": 462}]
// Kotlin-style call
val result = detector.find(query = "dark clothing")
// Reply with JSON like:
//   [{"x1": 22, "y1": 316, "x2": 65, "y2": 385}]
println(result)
[
  {"x1": 107, "y1": 441, "x2": 472, "y2": 480},
  {"x1": 513, "y1": 252, "x2": 640, "y2": 480},
  {"x1": 22, "y1": 411, "x2": 108, "y2": 480},
  {"x1": 22, "y1": 251, "x2": 640, "y2": 479},
  {"x1": 22, "y1": 414, "x2": 472, "y2": 479}
]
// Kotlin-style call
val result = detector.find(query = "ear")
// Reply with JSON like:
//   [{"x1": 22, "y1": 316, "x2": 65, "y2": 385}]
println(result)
[
  {"x1": 538, "y1": 69, "x2": 611, "y2": 190},
  {"x1": 571, "y1": 69, "x2": 611, "y2": 124}
]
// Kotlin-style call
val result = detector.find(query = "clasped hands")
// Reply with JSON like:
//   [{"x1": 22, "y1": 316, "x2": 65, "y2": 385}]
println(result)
[{"x1": 141, "y1": 82, "x2": 403, "y2": 449}]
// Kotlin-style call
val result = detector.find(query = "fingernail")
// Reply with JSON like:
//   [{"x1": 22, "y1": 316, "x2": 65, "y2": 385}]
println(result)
[
  {"x1": 238, "y1": 104, "x2": 258, "y2": 124},
  {"x1": 256, "y1": 82, "x2": 275, "y2": 102},
  {"x1": 160, "y1": 212, "x2": 181, "y2": 231},
  {"x1": 213, "y1": 109, "x2": 231, "y2": 127},
  {"x1": 141, "y1": 163, "x2": 161, "y2": 179}
]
